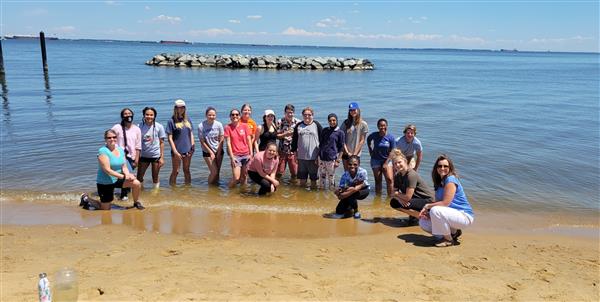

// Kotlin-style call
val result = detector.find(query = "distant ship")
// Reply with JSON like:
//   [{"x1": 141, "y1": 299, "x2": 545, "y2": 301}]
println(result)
[
  {"x1": 5, "y1": 35, "x2": 59, "y2": 40},
  {"x1": 160, "y1": 40, "x2": 191, "y2": 44}
]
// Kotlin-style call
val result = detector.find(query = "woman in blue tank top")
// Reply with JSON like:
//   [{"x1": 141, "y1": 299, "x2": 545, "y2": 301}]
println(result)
[{"x1": 418, "y1": 154, "x2": 474, "y2": 247}]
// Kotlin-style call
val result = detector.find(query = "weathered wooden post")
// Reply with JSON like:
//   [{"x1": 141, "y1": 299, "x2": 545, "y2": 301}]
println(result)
[
  {"x1": 0, "y1": 39, "x2": 5, "y2": 76},
  {"x1": 40, "y1": 31, "x2": 48, "y2": 71}
]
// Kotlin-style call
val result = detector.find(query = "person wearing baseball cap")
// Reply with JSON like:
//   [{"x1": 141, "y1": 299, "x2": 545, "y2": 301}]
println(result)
[
  {"x1": 340, "y1": 101, "x2": 369, "y2": 171},
  {"x1": 257, "y1": 109, "x2": 278, "y2": 151},
  {"x1": 166, "y1": 99, "x2": 195, "y2": 186}
]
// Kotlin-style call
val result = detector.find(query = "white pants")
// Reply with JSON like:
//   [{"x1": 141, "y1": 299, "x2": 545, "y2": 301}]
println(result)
[
  {"x1": 419, "y1": 206, "x2": 474, "y2": 236},
  {"x1": 319, "y1": 160, "x2": 337, "y2": 190}
]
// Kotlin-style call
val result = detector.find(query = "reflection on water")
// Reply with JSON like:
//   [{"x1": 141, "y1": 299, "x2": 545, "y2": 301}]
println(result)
[{"x1": 43, "y1": 70, "x2": 56, "y2": 135}]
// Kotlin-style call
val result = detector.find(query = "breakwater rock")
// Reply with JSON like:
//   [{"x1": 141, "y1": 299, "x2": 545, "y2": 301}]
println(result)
[{"x1": 145, "y1": 54, "x2": 374, "y2": 70}]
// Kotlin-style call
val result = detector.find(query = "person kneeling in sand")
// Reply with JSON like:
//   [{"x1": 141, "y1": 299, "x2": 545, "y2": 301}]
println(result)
[
  {"x1": 419, "y1": 154, "x2": 474, "y2": 247},
  {"x1": 80, "y1": 129, "x2": 144, "y2": 210},
  {"x1": 328, "y1": 155, "x2": 370, "y2": 219},
  {"x1": 389, "y1": 153, "x2": 434, "y2": 226},
  {"x1": 247, "y1": 142, "x2": 280, "y2": 195}
]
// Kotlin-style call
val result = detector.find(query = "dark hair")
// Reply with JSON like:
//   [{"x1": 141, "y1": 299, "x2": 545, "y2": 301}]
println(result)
[
  {"x1": 262, "y1": 113, "x2": 278, "y2": 132},
  {"x1": 120, "y1": 108, "x2": 134, "y2": 119},
  {"x1": 230, "y1": 108, "x2": 240, "y2": 116},
  {"x1": 377, "y1": 118, "x2": 388, "y2": 126},
  {"x1": 142, "y1": 107, "x2": 157, "y2": 140},
  {"x1": 431, "y1": 154, "x2": 457, "y2": 190},
  {"x1": 348, "y1": 154, "x2": 361, "y2": 164},
  {"x1": 284, "y1": 104, "x2": 295, "y2": 112},
  {"x1": 205, "y1": 106, "x2": 217, "y2": 116},
  {"x1": 343, "y1": 108, "x2": 362, "y2": 132}
]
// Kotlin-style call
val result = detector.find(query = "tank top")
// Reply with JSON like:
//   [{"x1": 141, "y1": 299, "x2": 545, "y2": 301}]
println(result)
[{"x1": 258, "y1": 125, "x2": 278, "y2": 151}]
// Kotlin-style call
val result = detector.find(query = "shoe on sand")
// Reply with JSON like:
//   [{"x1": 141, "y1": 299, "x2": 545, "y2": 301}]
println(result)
[
  {"x1": 452, "y1": 229, "x2": 462, "y2": 242},
  {"x1": 79, "y1": 193, "x2": 89, "y2": 207},
  {"x1": 435, "y1": 239, "x2": 454, "y2": 247},
  {"x1": 133, "y1": 201, "x2": 145, "y2": 210}
]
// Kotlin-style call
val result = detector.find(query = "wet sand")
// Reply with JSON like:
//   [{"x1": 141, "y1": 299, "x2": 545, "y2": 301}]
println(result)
[{"x1": 1, "y1": 199, "x2": 599, "y2": 301}]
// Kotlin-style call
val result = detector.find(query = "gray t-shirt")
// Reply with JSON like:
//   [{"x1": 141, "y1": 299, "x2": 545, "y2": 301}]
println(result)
[
  {"x1": 395, "y1": 136, "x2": 422, "y2": 159},
  {"x1": 340, "y1": 120, "x2": 368, "y2": 155},
  {"x1": 393, "y1": 169, "x2": 434, "y2": 201},
  {"x1": 198, "y1": 120, "x2": 224, "y2": 153},
  {"x1": 139, "y1": 122, "x2": 166, "y2": 158},
  {"x1": 296, "y1": 122, "x2": 320, "y2": 160}
]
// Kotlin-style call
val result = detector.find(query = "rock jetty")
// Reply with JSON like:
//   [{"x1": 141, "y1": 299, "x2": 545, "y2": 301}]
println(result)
[{"x1": 145, "y1": 54, "x2": 374, "y2": 70}]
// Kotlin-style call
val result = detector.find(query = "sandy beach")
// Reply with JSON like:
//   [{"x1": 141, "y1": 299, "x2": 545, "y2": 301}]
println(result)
[{"x1": 1, "y1": 202, "x2": 598, "y2": 301}]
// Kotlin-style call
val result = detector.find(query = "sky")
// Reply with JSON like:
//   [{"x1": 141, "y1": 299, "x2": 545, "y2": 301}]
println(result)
[{"x1": 2, "y1": 1, "x2": 598, "y2": 52}]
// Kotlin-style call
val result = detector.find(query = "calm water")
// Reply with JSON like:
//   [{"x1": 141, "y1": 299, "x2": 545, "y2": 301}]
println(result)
[{"x1": 1, "y1": 40, "x2": 598, "y2": 214}]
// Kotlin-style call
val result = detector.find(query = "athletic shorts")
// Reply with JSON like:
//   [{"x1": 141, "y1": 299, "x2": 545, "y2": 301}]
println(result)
[
  {"x1": 232, "y1": 154, "x2": 251, "y2": 167},
  {"x1": 140, "y1": 156, "x2": 160, "y2": 163},
  {"x1": 370, "y1": 158, "x2": 386, "y2": 169},
  {"x1": 298, "y1": 159, "x2": 318, "y2": 180},
  {"x1": 96, "y1": 178, "x2": 125, "y2": 203},
  {"x1": 203, "y1": 149, "x2": 224, "y2": 158}
]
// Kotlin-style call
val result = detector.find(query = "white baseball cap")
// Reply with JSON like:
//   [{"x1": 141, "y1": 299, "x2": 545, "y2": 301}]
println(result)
[
  {"x1": 264, "y1": 109, "x2": 275, "y2": 116},
  {"x1": 174, "y1": 99, "x2": 186, "y2": 107}
]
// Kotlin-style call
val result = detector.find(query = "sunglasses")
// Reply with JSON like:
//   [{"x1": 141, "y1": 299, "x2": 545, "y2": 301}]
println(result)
[
  {"x1": 437, "y1": 164, "x2": 449, "y2": 168},
  {"x1": 230, "y1": 113, "x2": 240, "y2": 116}
]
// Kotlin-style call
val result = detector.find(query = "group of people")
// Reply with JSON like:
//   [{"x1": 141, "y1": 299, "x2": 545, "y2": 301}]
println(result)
[{"x1": 80, "y1": 99, "x2": 474, "y2": 247}]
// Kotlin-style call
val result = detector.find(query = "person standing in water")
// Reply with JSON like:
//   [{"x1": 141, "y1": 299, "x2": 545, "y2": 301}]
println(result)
[
  {"x1": 318, "y1": 113, "x2": 345, "y2": 190},
  {"x1": 395, "y1": 124, "x2": 423, "y2": 171},
  {"x1": 198, "y1": 106, "x2": 224, "y2": 185},
  {"x1": 111, "y1": 108, "x2": 141, "y2": 200},
  {"x1": 224, "y1": 108, "x2": 253, "y2": 188},
  {"x1": 367, "y1": 118, "x2": 395, "y2": 196},
  {"x1": 166, "y1": 99, "x2": 195, "y2": 186},
  {"x1": 340, "y1": 102, "x2": 368, "y2": 171},
  {"x1": 276, "y1": 104, "x2": 300, "y2": 179},
  {"x1": 291, "y1": 107, "x2": 322, "y2": 189},
  {"x1": 137, "y1": 107, "x2": 166, "y2": 189}
]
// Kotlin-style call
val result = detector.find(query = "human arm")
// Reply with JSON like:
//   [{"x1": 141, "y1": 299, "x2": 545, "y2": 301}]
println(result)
[
  {"x1": 414, "y1": 150, "x2": 423, "y2": 171},
  {"x1": 354, "y1": 128, "x2": 367, "y2": 156},
  {"x1": 168, "y1": 134, "x2": 181, "y2": 159},
  {"x1": 419, "y1": 181, "x2": 456, "y2": 217},
  {"x1": 158, "y1": 139, "x2": 165, "y2": 167},
  {"x1": 98, "y1": 153, "x2": 130, "y2": 181}
]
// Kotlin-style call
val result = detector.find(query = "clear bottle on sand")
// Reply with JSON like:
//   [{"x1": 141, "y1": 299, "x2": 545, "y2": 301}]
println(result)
[
  {"x1": 53, "y1": 268, "x2": 78, "y2": 302},
  {"x1": 38, "y1": 272, "x2": 52, "y2": 302}
]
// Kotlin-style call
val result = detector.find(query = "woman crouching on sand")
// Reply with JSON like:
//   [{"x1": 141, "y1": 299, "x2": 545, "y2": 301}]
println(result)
[
  {"x1": 80, "y1": 129, "x2": 144, "y2": 210},
  {"x1": 419, "y1": 154, "x2": 474, "y2": 247},
  {"x1": 247, "y1": 142, "x2": 280, "y2": 195}
]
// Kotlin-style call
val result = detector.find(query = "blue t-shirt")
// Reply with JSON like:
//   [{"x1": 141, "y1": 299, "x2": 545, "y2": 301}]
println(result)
[
  {"x1": 139, "y1": 122, "x2": 166, "y2": 158},
  {"x1": 339, "y1": 167, "x2": 370, "y2": 189},
  {"x1": 435, "y1": 175, "x2": 474, "y2": 217},
  {"x1": 395, "y1": 136, "x2": 422, "y2": 158},
  {"x1": 96, "y1": 146, "x2": 125, "y2": 185},
  {"x1": 367, "y1": 132, "x2": 395, "y2": 161},
  {"x1": 166, "y1": 118, "x2": 194, "y2": 154}
]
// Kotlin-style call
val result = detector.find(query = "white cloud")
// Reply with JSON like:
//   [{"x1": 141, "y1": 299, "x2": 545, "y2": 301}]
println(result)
[
  {"x1": 151, "y1": 15, "x2": 182, "y2": 24},
  {"x1": 529, "y1": 35, "x2": 593, "y2": 44},
  {"x1": 52, "y1": 26, "x2": 76, "y2": 34},
  {"x1": 446, "y1": 34, "x2": 485, "y2": 44},
  {"x1": 315, "y1": 17, "x2": 346, "y2": 28},
  {"x1": 24, "y1": 8, "x2": 48, "y2": 17},
  {"x1": 282, "y1": 27, "x2": 441, "y2": 41},
  {"x1": 408, "y1": 16, "x2": 428, "y2": 24},
  {"x1": 247, "y1": 15, "x2": 262, "y2": 20},
  {"x1": 229, "y1": 19, "x2": 241, "y2": 24},
  {"x1": 189, "y1": 28, "x2": 234, "y2": 37}
]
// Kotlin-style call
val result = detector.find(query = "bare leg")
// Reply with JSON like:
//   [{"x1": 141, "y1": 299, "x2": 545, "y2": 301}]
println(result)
[
  {"x1": 372, "y1": 167, "x2": 383, "y2": 195},
  {"x1": 137, "y1": 161, "x2": 150, "y2": 185},
  {"x1": 150, "y1": 161, "x2": 161, "y2": 185},
  {"x1": 182, "y1": 156, "x2": 192, "y2": 184},
  {"x1": 383, "y1": 165, "x2": 394, "y2": 197},
  {"x1": 170, "y1": 156, "x2": 181, "y2": 186},
  {"x1": 204, "y1": 156, "x2": 217, "y2": 184},
  {"x1": 229, "y1": 163, "x2": 241, "y2": 188}
]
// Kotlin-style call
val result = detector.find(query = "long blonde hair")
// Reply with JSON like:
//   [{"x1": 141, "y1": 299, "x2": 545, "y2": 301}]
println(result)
[{"x1": 172, "y1": 106, "x2": 191, "y2": 129}]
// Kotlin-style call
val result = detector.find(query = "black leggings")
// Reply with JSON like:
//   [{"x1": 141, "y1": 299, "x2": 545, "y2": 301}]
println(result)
[
  {"x1": 248, "y1": 171, "x2": 274, "y2": 195},
  {"x1": 336, "y1": 187, "x2": 370, "y2": 216},
  {"x1": 390, "y1": 197, "x2": 432, "y2": 211}
]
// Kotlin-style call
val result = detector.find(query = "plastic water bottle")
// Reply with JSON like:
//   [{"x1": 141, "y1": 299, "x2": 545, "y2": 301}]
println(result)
[
  {"x1": 53, "y1": 268, "x2": 78, "y2": 302},
  {"x1": 38, "y1": 273, "x2": 51, "y2": 302}
]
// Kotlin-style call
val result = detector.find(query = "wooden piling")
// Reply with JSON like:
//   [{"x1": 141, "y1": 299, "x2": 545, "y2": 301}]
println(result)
[
  {"x1": 0, "y1": 39, "x2": 5, "y2": 75},
  {"x1": 40, "y1": 31, "x2": 48, "y2": 71}
]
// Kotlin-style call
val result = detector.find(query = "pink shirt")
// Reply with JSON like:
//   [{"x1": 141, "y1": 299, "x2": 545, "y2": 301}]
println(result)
[
  {"x1": 111, "y1": 123, "x2": 142, "y2": 159},
  {"x1": 224, "y1": 123, "x2": 251, "y2": 156},
  {"x1": 248, "y1": 151, "x2": 279, "y2": 177}
]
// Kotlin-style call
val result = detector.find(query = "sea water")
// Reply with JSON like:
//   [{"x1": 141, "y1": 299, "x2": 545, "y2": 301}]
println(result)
[{"x1": 0, "y1": 39, "x2": 598, "y2": 215}]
